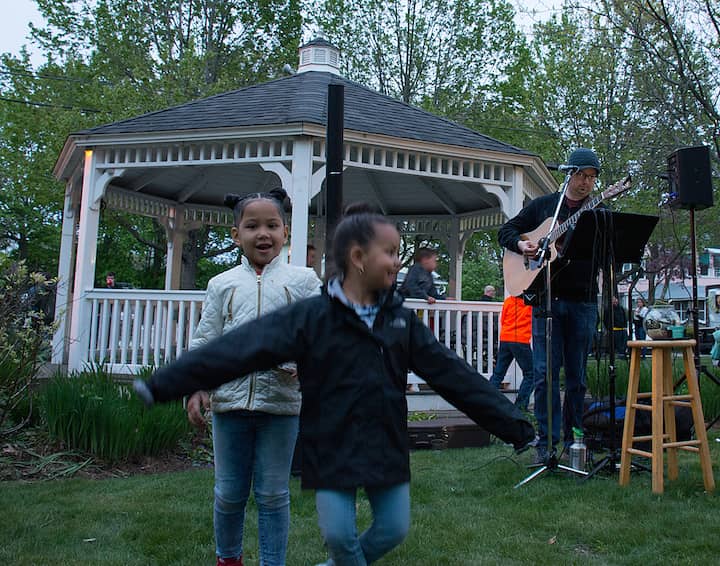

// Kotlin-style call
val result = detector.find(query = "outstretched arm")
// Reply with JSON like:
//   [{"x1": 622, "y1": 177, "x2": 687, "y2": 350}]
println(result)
[
  {"x1": 135, "y1": 303, "x2": 308, "y2": 405},
  {"x1": 407, "y1": 315, "x2": 534, "y2": 450}
]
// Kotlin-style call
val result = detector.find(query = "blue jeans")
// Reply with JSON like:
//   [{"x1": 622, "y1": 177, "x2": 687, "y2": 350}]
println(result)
[
  {"x1": 532, "y1": 299, "x2": 597, "y2": 451},
  {"x1": 315, "y1": 482, "x2": 410, "y2": 565},
  {"x1": 212, "y1": 410, "x2": 299, "y2": 565},
  {"x1": 489, "y1": 341, "x2": 534, "y2": 410}
]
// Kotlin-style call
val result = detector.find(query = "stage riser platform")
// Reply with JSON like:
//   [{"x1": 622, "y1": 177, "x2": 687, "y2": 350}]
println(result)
[{"x1": 408, "y1": 417, "x2": 490, "y2": 450}]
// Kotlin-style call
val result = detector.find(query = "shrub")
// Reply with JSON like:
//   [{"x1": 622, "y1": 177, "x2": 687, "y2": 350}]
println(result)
[
  {"x1": 0, "y1": 259, "x2": 55, "y2": 437},
  {"x1": 38, "y1": 365, "x2": 190, "y2": 462},
  {"x1": 585, "y1": 356, "x2": 720, "y2": 421}
]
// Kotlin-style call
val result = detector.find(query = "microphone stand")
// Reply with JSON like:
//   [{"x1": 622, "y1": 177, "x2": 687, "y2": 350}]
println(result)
[{"x1": 516, "y1": 168, "x2": 589, "y2": 488}]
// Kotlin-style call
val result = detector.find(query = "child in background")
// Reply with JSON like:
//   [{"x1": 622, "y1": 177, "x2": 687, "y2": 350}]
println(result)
[
  {"x1": 398, "y1": 247, "x2": 445, "y2": 303},
  {"x1": 489, "y1": 295, "x2": 534, "y2": 411},
  {"x1": 135, "y1": 203, "x2": 534, "y2": 566},
  {"x1": 186, "y1": 188, "x2": 322, "y2": 566}
]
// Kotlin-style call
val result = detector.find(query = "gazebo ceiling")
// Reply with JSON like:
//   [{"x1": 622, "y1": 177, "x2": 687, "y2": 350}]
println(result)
[{"x1": 109, "y1": 162, "x2": 503, "y2": 216}]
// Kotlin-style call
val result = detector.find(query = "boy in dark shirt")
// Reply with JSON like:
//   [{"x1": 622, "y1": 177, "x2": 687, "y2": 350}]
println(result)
[{"x1": 399, "y1": 248, "x2": 445, "y2": 303}]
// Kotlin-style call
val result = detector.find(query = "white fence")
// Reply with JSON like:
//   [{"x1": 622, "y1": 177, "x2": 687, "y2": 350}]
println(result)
[
  {"x1": 79, "y1": 289, "x2": 205, "y2": 374},
  {"x1": 74, "y1": 291, "x2": 503, "y2": 381}
]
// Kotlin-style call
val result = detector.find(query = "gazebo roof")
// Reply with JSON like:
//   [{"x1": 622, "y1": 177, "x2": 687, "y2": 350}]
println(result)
[{"x1": 76, "y1": 71, "x2": 532, "y2": 158}]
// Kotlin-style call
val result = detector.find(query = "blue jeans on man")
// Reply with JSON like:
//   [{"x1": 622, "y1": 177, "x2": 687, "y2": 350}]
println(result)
[
  {"x1": 212, "y1": 410, "x2": 299, "y2": 565},
  {"x1": 489, "y1": 341, "x2": 534, "y2": 410},
  {"x1": 532, "y1": 299, "x2": 597, "y2": 454}
]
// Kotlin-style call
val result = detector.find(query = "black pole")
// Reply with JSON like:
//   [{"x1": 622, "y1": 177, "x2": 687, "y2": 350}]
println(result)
[
  {"x1": 690, "y1": 208, "x2": 701, "y2": 370},
  {"x1": 325, "y1": 83, "x2": 344, "y2": 273}
]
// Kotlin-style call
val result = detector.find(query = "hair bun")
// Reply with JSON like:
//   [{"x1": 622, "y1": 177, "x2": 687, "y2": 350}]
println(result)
[
  {"x1": 224, "y1": 193, "x2": 243, "y2": 210},
  {"x1": 267, "y1": 188, "x2": 288, "y2": 201},
  {"x1": 343, "y1": 202, "x2": 380, "y2": 217}
]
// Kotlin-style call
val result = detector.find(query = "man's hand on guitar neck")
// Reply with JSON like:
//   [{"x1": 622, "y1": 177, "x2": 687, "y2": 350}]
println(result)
[{"x1": 518, "y1": 240, "x2": 539, "y2": 258}]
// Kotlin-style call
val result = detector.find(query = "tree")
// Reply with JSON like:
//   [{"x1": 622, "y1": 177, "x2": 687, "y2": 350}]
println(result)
[
  {"x1": 462, "y1": 231, "x2": 502, "y2": 299},
  {"x1": 590, "y1": 0, "x2": 720, "y2": 296},
  {"x1": 312, "y1": 0, "x2": 526, "y2": 111},
  {"x1": 0, "y1": 0, "x2": 303, "y2": 286}
]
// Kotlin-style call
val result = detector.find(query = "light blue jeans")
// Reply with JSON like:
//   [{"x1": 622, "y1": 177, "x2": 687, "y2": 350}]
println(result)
[
  {"x1": 315, "y1": 483, "x2": 410, "y2": 565},
  {"x1": 212, "y1": 410, "x2": 299, "y2": 565}
]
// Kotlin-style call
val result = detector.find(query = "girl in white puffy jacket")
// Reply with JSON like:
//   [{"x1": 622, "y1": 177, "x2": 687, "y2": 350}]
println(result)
[{"x1": 186, "y1": 188, "x2": 321, "y2": 566}]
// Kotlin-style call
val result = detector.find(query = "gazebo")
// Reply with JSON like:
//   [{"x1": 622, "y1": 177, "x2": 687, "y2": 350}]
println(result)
[{"x1": 51, "y1": 38, "x2": 556, "y2": 376}]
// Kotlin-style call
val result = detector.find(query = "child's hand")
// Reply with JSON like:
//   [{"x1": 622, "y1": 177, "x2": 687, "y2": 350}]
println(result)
[
  {"x1": 187, "y1": 391, "x2": 211, "y2": 427},
  {"x1": 426, "y1": 296, "x2": 436, "y2": 304},
  {"x1": 277, "y1": 362, "x2": 299, "y2": 379}
]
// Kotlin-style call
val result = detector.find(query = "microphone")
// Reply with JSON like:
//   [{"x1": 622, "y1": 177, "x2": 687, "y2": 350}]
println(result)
[{"x1": 558, "y1": 164, "x2": 579, "y2": 172}]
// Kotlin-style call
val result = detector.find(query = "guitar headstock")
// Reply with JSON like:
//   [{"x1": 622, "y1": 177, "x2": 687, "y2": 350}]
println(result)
[{"x1": 601, "y1": 175, "x2": 632, "y2": 200}]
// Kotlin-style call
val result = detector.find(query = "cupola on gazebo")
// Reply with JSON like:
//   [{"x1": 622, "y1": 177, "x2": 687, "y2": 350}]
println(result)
[{"x1": 51, "y1": 37, "x2": 556, "y2": 375}]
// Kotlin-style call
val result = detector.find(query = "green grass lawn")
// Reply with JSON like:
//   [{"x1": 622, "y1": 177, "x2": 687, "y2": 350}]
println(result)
[{"x1": 2, "y1": 438, "x2": 719, "y2": 566}]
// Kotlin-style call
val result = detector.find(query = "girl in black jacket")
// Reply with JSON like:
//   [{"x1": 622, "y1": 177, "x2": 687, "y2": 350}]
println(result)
[{"x1": 135, "y1": 204, "x2": 534, "y2": 566}]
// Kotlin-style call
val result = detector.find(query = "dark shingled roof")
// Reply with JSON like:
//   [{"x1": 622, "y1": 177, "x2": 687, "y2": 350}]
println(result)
[{"x1": 78, "y1": 71, "x2": 531, "y2": 156}]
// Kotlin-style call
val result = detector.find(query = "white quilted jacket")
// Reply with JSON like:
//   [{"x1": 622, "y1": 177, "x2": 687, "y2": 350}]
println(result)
[{"x1": 191, "y1": 255, "x2": 322, "y2": 414}]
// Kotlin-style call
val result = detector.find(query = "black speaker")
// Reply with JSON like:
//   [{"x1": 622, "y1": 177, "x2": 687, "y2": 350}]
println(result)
[{"x1": 667, "y1": 145, "x2": 714, "y2": 210}]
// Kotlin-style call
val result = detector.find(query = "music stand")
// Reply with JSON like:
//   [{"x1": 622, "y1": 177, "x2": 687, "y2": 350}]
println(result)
[{"x1": 561, "y1": 210, "x2": 658, "y2": 478}]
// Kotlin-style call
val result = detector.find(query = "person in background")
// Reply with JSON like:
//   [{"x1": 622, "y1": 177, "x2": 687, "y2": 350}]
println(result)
[
  {"x1": 398, "y1": 247, "x2": 445, "y2": 303},
  {"x1": 307, "y1": 243, "x2": 318, "y2": 269},
  {"x1": 105, "y1": 272, "x2": 116, "y2": 288},
  {"x1": 632, "y1": 297, "x2": 648, "y2": 340},
  {"x1": 480, "y1": 285, "x2": 496, "y2": 301},
  {"x1": 489, "y1": 295, "x2": 534, "y2": 412},
  {"x1": 606, "y1": 296, "x2": 628, "y2": 359},
  {"x1": 185, "y1": 189, "x2": 322, "y2": 566},
  {"x1": 632, "y1": 297, "x2": 649, "y2": 358},
  {"x1": 135, "y1": 203, "x2": 534, "y2": 566}
]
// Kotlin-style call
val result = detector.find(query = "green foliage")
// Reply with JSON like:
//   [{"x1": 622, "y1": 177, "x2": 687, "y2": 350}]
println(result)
[
  {"x1": 38, "y1": 365, "x2": 190, "y2": 462},
  {"x1": 407, "y1": 411, "x2": 437, "y2": 421},
  {"x1": 0, "y1": 259, "x2": 55, "y2": 436},
  {"x1": 313, "y1": 0, "x2": 526, "y2": 106},
  {"x1": 586, "y1": 355, "x2": 720, "y2": 421},
  {"x1": 461, "y1": 230, "x2": 503, "y2": 299},
  {"x1": 1, "y1": 0, "x2": 304, "y2": 285}
]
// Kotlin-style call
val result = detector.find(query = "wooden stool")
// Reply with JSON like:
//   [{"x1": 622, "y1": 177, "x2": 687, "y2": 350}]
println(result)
[{"x1": 619, "y1": 339, "x2": 714, "y2": 494}]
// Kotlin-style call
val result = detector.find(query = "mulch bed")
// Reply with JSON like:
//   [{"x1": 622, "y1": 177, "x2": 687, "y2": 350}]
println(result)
[{"x1": 0, "y1": 428, "x2": 213, "y2": 482}]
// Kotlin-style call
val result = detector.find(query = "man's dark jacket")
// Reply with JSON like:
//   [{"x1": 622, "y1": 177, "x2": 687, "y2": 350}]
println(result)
[
  {"x1": 399, "y1": 263, "x2": 445, "y2": 300},
  {"x1": 498, "y1": 192, "x2": 602, "y2": 302},
  {"x1": 144, "y1": 287, "x2": 534, "y2": 490}
]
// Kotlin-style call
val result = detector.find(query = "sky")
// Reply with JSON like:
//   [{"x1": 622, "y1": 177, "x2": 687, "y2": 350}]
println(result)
[{"x1": 0, "y1": 0, "x2": 42, "y2": 63}]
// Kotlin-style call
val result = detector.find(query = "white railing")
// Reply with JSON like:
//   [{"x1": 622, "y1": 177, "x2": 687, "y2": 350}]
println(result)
[
  {"x1": 74, "y1": 291, "x2": 502, "y2": 379},
  {"x1": 80, "y1": 289, "x2": 205, "y2": 374},
  {"x1": 402, "y1": 298, "x2": 501, "y2": 376}
]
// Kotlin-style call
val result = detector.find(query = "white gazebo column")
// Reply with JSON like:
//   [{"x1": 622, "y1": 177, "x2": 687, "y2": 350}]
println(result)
[
  {"x1": 163, "y1": 204, "x2": 185, "y2": 290},
  {"x1": 288, "y1": 139, "x2": 313, "y2": 266},
  {"x1": 67, "y1": 151, "x2": 123, "y2": 371},
  {"x1": 508, "y1": 165, "x2": 526, "y2": 219},
  {"x1": 447, "y1": 218, "x2": 467, "y2": 300},
  {"x1": 51, "y1": 175, "x2": 80, "y2": 364}
]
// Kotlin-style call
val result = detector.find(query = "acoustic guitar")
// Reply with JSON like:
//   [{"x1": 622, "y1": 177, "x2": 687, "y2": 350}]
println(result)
[{"x1": 502, "y1": 176, "x2": 632, "y2": 297}]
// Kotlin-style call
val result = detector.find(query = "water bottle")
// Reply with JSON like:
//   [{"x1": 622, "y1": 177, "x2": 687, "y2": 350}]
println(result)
[{"x1": 569, "y1": 427, "x2": 587, "y2": 472}]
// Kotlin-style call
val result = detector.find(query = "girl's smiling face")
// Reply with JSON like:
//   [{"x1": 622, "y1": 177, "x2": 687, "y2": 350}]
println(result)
[
  {"x1": 231, "y1": 199, "x2": 288, "y2": 270},
  {"x1": 358, "y1": 222, "x2": 402, "y2": 291}
]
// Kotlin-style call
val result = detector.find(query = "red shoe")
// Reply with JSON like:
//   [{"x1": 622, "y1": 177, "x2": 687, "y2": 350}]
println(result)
[{"x1": 217, "y1": 556, "x2": 243, "y2": 566}]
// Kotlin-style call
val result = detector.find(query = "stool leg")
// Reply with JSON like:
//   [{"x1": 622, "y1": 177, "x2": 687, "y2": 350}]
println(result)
[
  {"x1": 620, "y1": 346, "x2": 641, "y2": 486},
  {"x1": 682, "y1": 347, "x2": 715, "y2": 492},
  {"x1": 664, "y1": 349, "x2": 679, "y2": 482},
  {"x1": 651, "y1": 348, "x2": 665, "y2": 494}
]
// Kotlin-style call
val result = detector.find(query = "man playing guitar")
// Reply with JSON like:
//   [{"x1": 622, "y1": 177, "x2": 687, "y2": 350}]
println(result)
[{"x1": 498, "y1": 148, "x2": 604, "y2": 464}]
